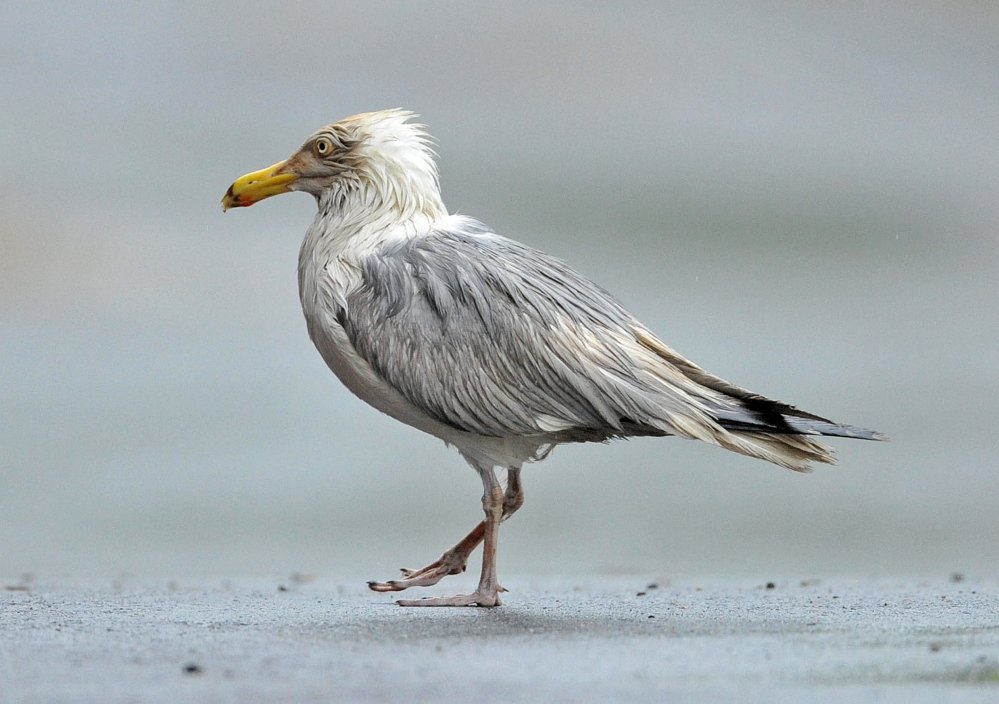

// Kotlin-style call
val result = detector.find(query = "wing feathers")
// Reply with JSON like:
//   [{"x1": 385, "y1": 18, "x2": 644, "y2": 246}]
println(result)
[{"x1": 339, "y1": 218, "x2": 883, "y2": 471}]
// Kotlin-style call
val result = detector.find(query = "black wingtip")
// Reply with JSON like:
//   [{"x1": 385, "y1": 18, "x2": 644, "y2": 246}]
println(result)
[{"x1": 784, "y1": 417, "x2": 889, "y2": 441}]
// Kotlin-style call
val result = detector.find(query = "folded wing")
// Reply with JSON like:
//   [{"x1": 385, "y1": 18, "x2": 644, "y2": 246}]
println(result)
[{"x1": 339, "y1": 217, "x2": 884, "y2": 471}]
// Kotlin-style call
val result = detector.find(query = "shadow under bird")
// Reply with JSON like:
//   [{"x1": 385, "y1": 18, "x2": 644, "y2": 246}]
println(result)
[{"x1": 222, "y1": 109, "x2": 886, "y2": 607}]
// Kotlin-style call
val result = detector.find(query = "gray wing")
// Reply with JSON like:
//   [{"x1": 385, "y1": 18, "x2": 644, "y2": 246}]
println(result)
[{"x1": 339, "y1": 218, "x2": 882, "y2": 464}]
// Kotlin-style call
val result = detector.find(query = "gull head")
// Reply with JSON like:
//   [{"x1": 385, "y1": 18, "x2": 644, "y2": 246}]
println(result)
[{"x1": 222, "y1": 109, "x2": 444, "y2": 219}]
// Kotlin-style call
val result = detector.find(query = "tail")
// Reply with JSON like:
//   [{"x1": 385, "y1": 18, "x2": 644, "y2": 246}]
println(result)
[
  {"x1": 714, "y1": 400, "x2": 888, "y2": 473},
  {"x1": 631, "y1": 328, "x2": 888, "y2": 472}
]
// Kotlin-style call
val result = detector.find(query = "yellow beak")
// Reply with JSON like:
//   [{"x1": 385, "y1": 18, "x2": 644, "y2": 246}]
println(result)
[{"x1": 221, "y1": 161, "x2": 300, "y2": 211}]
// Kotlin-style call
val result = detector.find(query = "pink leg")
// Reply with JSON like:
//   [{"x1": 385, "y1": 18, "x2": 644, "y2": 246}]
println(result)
[
  {"x1": 367, "y1": 467, "x2": 523, "y2": 594},
  {"x1": 397, "y1": 462, "x2": 505, "y2": 607}
]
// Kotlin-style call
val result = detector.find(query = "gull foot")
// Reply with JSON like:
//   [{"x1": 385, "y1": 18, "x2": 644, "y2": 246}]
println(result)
[
  {"x1": 367, "y1": 531, "x2": 482, "y2": 592},
  {"x1": 396, "y1": 588, "x2": 504, "y2": 607},
  {"x1": 367, "y1": 556, "x2": 471, "y2": 593}
]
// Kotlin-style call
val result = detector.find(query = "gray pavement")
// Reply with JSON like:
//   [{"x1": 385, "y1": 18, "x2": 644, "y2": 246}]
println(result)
[{"x1": 2, "y1": 576, "x2": 998, "y2": 703}]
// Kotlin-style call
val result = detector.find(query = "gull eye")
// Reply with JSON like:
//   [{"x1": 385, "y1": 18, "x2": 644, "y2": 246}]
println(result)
[{"x1": 314, "y1": 137, "x2": 333, "y2": 156}]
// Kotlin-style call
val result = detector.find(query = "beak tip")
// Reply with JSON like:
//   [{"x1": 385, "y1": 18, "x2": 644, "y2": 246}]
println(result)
[
  {"x1": 221, "y1": 186, "x2": 250, "y2": 212},
  {"x1": 222, "y1": 160, "x2": 296, "y2": 213}
]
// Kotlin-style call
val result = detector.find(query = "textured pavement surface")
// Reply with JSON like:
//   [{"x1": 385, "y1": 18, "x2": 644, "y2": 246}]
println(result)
[{"x1": 2, "y1": 576, "x2": 998, "y2": 703}]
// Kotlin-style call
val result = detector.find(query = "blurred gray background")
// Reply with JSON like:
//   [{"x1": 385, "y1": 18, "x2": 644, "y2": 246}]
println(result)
[{"x1": 1, "y1": 1, "x2": 996, "y2": 582}]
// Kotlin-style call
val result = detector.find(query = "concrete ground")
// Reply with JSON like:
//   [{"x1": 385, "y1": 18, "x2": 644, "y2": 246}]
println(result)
[{"x1": 1, "y1": 576, "x2": 997, "y2": 703}]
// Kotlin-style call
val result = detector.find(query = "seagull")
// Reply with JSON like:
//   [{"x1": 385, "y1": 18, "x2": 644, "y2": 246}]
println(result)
[{"x1": 222, "y1": 109, "x2": 885, "y2": 607}]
